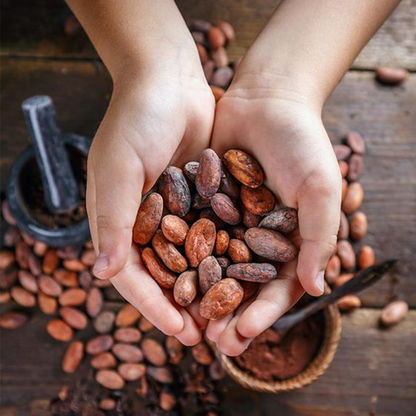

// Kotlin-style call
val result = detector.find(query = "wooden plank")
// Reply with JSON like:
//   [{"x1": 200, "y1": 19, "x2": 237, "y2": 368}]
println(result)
[
  {"x1": 1, "y1": 308, "x2": 415, "y2": 414},
  {"x1": 1, "y1": 59, "x2": 415, "y2": 306},
  {"x1": 1, "y1": 0, "x2": 415, "y2": 69}
]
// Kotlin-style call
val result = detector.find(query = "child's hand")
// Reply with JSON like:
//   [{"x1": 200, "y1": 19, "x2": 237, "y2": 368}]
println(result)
[
  {"x1": 207, "y1": 76, "x2": 341, "y2": 355},
  {"x1": 87, "y1": 64, "x2": 214, "y2": 344}
]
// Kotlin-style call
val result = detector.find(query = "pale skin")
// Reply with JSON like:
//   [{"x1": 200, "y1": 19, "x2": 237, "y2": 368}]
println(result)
[{"x1": 66, "y1": 0, "x2": 400, "y2": 354}]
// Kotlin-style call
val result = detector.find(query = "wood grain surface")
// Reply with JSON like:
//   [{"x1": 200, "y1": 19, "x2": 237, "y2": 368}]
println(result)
[
  {"x1": 1, "y1": 0, "x2": 415, "y2": 69},
  {"x1": 1, "y1": 307, "x2": 415, "y2": 415}
]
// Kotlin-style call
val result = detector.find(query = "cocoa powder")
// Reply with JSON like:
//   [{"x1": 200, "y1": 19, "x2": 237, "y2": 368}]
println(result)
[{"x1": 234, "y1": 309, "x2": 324, "y2": 381}]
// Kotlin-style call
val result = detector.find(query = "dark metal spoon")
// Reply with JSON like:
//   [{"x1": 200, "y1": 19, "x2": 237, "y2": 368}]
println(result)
[{"x1": 271, "y1": 259, "x2": 398, "y2": 342}]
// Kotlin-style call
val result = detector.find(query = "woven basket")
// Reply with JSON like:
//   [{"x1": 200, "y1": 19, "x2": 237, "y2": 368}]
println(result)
[{"x1": 211, "y1": 287, "x2": 342, "y2": 393}]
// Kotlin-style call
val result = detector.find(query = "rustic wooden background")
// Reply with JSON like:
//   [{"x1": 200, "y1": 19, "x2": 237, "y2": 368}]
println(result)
[{"x1": 1, "y1": 0, "x2": 415, "y2": 415}]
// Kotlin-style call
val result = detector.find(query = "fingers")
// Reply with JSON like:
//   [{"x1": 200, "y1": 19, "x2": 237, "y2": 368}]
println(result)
[
  {"x1": 110, "y1": 246, "x2": 184, "y2": 336},
  {"x1": 296, "y1": 172, "x2": 341, "y2": 295},
  {"x1": 206, "y1": 313, "x2": 234, "y2": 343},
  {"x1": 89, "y1": 142, "x2": 145, "y2": 280},
  {"x1": 236, "y1": 260, "x2": 304, "y2": 339},
  {"x1": 186, "y1": 296, "x2": 208, "y2": 330},
  {"x1": 217, "y1": 302, "x2": 253, "y2": 357},
  {"x1": 174, "y1": 308, "x2": 202, "y2": 346}
]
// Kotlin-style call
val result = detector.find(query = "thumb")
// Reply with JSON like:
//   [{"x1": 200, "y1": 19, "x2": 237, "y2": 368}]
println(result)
[
  {"x1": 88, "y1": 146, "x2": 145, "y2": 279},
  {"x1": 296, "y1": 172, "x2": 341, "y2": 296}
]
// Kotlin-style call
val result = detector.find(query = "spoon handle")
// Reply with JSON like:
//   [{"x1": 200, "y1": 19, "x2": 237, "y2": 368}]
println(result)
[
  {"x1": 22, "y1": 96, "x2": 80, "y2": 213},
  {"x1": 272, "y1": 259, "x2": 397, "y2": 333}
]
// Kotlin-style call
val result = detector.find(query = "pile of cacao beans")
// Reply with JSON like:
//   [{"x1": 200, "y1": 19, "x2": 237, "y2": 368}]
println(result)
[{"x1": 135, "y1": 148, "x2": 298, "y2": 321}]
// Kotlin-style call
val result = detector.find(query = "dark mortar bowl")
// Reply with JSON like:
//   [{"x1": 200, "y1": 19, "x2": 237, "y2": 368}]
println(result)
[{"x1": 7, "y1": 134, "x2": 91, "y2": 247}]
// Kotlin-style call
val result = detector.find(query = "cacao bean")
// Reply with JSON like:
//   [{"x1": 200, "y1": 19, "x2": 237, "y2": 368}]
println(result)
[
  {"x1": 216, "y1": 20, "x2": 235, "y2": 42},
  {"x1": 133, "y1": 193, "x2": 164, "y2": 245},
  {"x1": 141, "y1": 338, "x2": 167, "y2": 366},
  {"x1": 240, "y1": 185, "x2": 275, "y2": 215},
  {"x1": 358, "y1": 245, "x2": 375, "y2": 269},
  {"x1": 380, "y1": 300, "x2": 408, "y2": 327},
  {"x1": 342, "y1": 182, "x2": 364, "y2": 214},
  {"x1": 198, "y1": 256, "x2": 222, "y2": 294},
  {"x1": 114, "y1": 327, "x2": 142, "y2": 343},
  {"x1": 220, "y1": 164, "x2": 240, "y2": 200},
  {"x1": 336, "y1": 240, "x2": 356, "y2": 270},
  {"x1": 96, "y1": 370, "x2": 125, "y2": 390},
  {"x1": 347, "y1": 154, "x2": 364, "y2": 181},
  {"x1": 208, "y1": 26, "x2": 225, "y2": 49},
  {"x1": 11, "y1": 286, "x2": 36, "y2": 307},
  {"x1": 376, "y1": 66, "x2": 408, "y2": 85},
  {"x1": 245, "y1": 227, "x2": 297, "y2": 262},
  {"x1": 91, "y1": 352, "x2": 117, "y2": 369},
  {"x1": 346, "y1": 131, "x2": 366, "y2": 154},
  {"x1": 63, "y1": 259, "x2": 86, "y2": 272},
  {"x1": 38, "y1": 292, "x2": 57, "y2": 315},
  {"x1": 158, "y1": 166, "x2": 191, "y2": 217},
  {"x1": 191, "y1": 342, "x2": 213, "y2": 365},
  {"x1": 115, "y1": 304, "x2": 141, "y2": 327},
  {"x1": 42, "y1": 249, "x2": 59, "y2": 274},
  {"x1": 228, "y1": 239, "x2": 252, "y2": 263},
  {"x1": 147, "y1": 366, "x2": 173, "y2": 383},
  {"x1": 38, "y1": 274, "x2": 62, "y2": 297},
  {"x1": 196, "y1": 149, "x2": 222, "y2": 198},
  {"x1": 86, "y1": 335, "x2": 114, "y2": 355},
  {"x1": 242, "y1": 208, "x2": 261, "y2": 229},
  {"x1": 0, "y1": 311, "x2": 28, "y2": 329},
  {"x1": 211, "y1": 193, "x2": 241, "y2": 225},
  {"x1": 185, "y1": 219, "x2": 216, "y2": 267},
  {"x1": 152, "y1": 230, "x2": 188, "y2": 273},
  {"x1": 199, "y1": 278, "x2": 243, "y2": 320},
  {"x1": 337, "y1": 295, "x2": 361, "y2": 312},
  {"x1": 18, "y1": 270, "x2": 38, "y2": 293},
  {"x1": 59, "y1": 306, "x2": 88, "y2": 330},
  {"x1": 174, "y1": 270, "x2": 198, "y2": 306},
  {"x1": 62, "y1": 341, "x2": 84, "y2": 373},
  {"x1": 338, "y1": 210, "x2": 349, "y2": 239},
  {"x1": 349, "y1": 211, "x2": 367, "y2": 241},
  {"x1": 0, "y1": 251, "x2": 15, "y2": 269},
  {"x1": 214, "y1": 230, "x2": 229, "y2": 256},
  {"x1": 112, "y1": 343, "x2": 143, "y2": 363},
  {"x1": 46, "y1": 319, "x2": 74, "y2": 342},
  {"x1": 333, "y1": 144, "x2": 352, "y2": 161},
  {"x1": 223, "y1": 149, "x2": 264, "y2": 188},
  {"x1": 86, "y1": 287, "x2": 103, "y2": 318},
  {"x1": 118, "y1": 363, "x2": 146, "y2": 381},
  {"x1": 59, "y1": 288, "x2": 87, "y2": 306},
  {"x1": 165, "y1": 336, "x2": 184, "y2": 364},
  {"x1": 161, "y1": 215, "x2": 189, "y2": 246},
  {"x1": 94, "y1": 311, "x2": 116, "y2": 334},
  {"x1": 226, "y1": 263, "x2": 277, "y2": 283},
  {"x1": 184, "y1": 161, "x2": 199, "y2": 183},
  {"x1": 142, "y1": 247, "x2": 177, "y2": 289},
  {"x1": 325, "y1": 255, "x2": 341, "y2": 284}
]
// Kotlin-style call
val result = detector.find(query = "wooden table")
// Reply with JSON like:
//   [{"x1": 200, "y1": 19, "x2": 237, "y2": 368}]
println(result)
[{"x1": 1, "y1": 1, "x2": 415, "y2": 415}]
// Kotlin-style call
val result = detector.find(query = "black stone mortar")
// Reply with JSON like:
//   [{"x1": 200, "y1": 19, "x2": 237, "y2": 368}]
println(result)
[{"x1": 7, "y1": 96, "x2": 91, "y2": 247}]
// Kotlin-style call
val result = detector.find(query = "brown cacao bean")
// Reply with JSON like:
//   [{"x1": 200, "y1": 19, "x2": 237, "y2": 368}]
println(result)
[
  {"x1": 141, "y1": 247, "x2": 177, "y2": 289},
  {"x1": 342, "y1": 182, "x2": 364, "y2": 214},
  {"x1": 208, "y1": 26, "x2": 226, "y2": 49},
  {"x1": 161, "y1": 215, "x2": 189, "y2": 246},
  {"x1": 18, "y1": 270, "x2": 38, "y2": 293},
  {"x1": 118, "y1": 363, "x2": 146, "y2": 381},
  {"x1": 11, "y1": 286, "x2": 36, "y2": 307},
  {"x1": 185, "y1": 218, "x2": 216, "y2": 267},
  {"x1": 147, "y1": 366, "x2": 173, "y2": 383},
  {"x1": 174, "y1": 270, "x2": 198, "y2": 306},
  {"x1": 219, "y1": 164, "x2": 240, "y2": 200},
  {"x1": 191, "y1": 342, "x2": 213, "y2": 365},
  {"x1": 0, "y1": 251, "x2": 15, "y2": 269},
  {"x1": 259, "y1": 208, "x2": 298, "y2": 234},
  {"x1": 199, "y1": 278, "x2": 243, "y2": 320},
  {"x1": 184, "y1": 161, "x2": 199, "y2": 183},
  {"x1": 223, "y1": 149, "x2": 264, "y2": 188},
  {"x1": 358, "y1": 245, "x2": 375, "y2": 269},
  {"x1": 349, "y1": 211, "x2": 367, "y2": 241},
  {"x1": 94, "y1": 311, "x2": 116, "y2": 334},
  {"x1": 54, "y1": 269, "x2": 78, "y2": 287},
  {"x1": 115, "y1": 304, "x2": 141, "y2": 327},
  {"x1": 16, "y1": 241, "x2": 30, "y2": 269},
  {"x1": 198, "y1": 256, "x2": 222, "y2": 294},
  {"x1": 133, "y1": 193, "x2": 164, "y2": 245},
  {"x1": 138, "y1": 316, "x2": 154, "y2": 332},
  {"x1": 59, "y1": 288, "x2": 87, "y2": 306},
  {"x1": 38, "y1": 292, "x2": 57, "y2": 315},
  {"x1": 347, "y1": 154, "x2": 364, "y2": 182},
  {"x1": 325, "y1": 255, "x2": 341, "y2": 284},
  {"x1": 62, "y1": 341, "x2": 84, "y2": 373},
  {"x1": 226, "y1": 263, "x2": 277, "y2": 283},
  {"x1": 38, "y1": 274, "x2": 62, "y2": 297},
  {"x1": 339, "y1": 160, "x2": 349, "y2": 178},
  {"x1": 0, "y1": 311, "x2": 28, "y2": 329},
  {"x1": 42, "y1": 249, "x2": 59, "y2": 274},
  {"x1": 114, "y1": 327, "x2": 142, "y2": 343},
  {"x1": 63, "y1": 259, "x2": 86, "y2": 272},
  {"x1": 336, "y1": 240, "x2": 356, "y2": 270},
  {"x1": 196, "y1": 149, "x2": 222, "y2": 198},
  {"x1": 86, "y1": 287, "x2": 103, "y2": 318},
  {"x1": 141, "y1": 338, "x2": 167, "y2": 366},
  {"x1": 346, "y1": 131, "x2": 366, "y2": 154},
  {"x1": 241, "y1": 281, "x2": 260, "y2": 302},
  {"x1": 46, "y1": 319, "x2": 74, "y2": 342},
  {"x1": 96, "y1": 370, "x2": 125, "y2": 390},
  {"x1": 91, "y1": 352, "x2": 117, "y2": 369},
  {"x1": 228, "y1": 239, "x2": 252, "y2": 263},
  {"x1": 245, "y1": 227, "x2": 297, "y2": 262},
  {"x1": 337, "y1": 295, "x2": 361, "y2": 312},
  {"x1": 216, "y1": 20, "x2": 235, "y2": 42},
  {"x1": 376, "y1": 66, "x2": 408, "y2": 85},
  {"x1": 214, "y1": 230, "x2": 229, "y2": 256},
  {"x1": 333, "y1": 273, "x2": 354, "y2": 288},
  {"x1": 165, "y1": 336, "x2": 184, "y2": 364},
  {"x1": 242, "y1": 208, "x2": 261, "y2": 228},
  {"x1": 112, "y1": 343, "x2": 143, "y2": 363},
  {"x1": 338, "y1": 210, "x2": 349, "y2": 239},
  {"x1": 240, "y1": 185, "x2": 275, "y2": 215},
  {"x1": 158, "y1": 166, "x2": 191, "y2": 217},
  {"x1": 59, "y1": 306, "x2": 88, "y2": 330},
  {"x1": 380, "y1": 300, "x2": 408, "y2": 327},
  {"x1": 152, "y1": 230, "x2": 188, "y2": 273},
  {"x1": 210, "y1": 193, "x2": 241, "y2": 225},
  {"x1": 86, "y1": 335, "x2": 114, "y2": 355}
]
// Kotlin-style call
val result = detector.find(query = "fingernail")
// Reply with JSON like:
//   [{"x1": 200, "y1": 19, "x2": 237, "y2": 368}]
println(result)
[
  {"x1": 316, "y1": 270, "x2": 325, "y2": 294},
  {"x1": 93, "y1": 253, "x2": 109, "y2": 276}
]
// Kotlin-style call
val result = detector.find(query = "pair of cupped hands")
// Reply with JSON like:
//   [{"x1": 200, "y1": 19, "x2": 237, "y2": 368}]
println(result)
[{"x1": 87, "y1": 39, "x2": 342, "y2": 356}]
